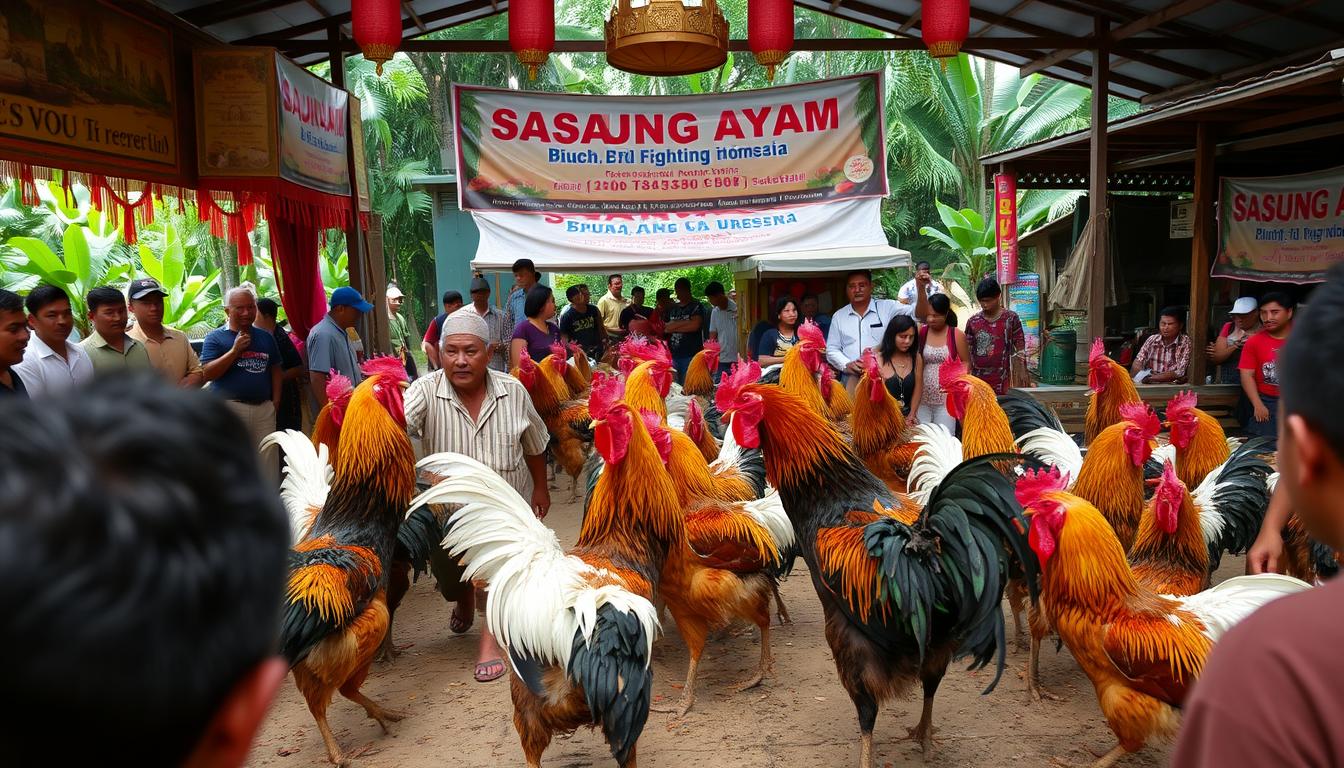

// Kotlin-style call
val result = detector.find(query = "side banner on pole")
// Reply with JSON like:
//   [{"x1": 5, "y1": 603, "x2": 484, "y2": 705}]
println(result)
[{"x1": 994, "y1": 173, "x2": 1019, "y2": 285}]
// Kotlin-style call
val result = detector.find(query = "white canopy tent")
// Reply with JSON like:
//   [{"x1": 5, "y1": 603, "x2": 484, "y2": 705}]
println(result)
[{"x1": 732, "y1": 244, "x2": 910, "y2": 276}]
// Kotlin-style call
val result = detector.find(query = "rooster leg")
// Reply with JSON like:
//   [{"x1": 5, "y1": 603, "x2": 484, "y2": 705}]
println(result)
[
  {"x1": 855, "y1": 695, "x2": 879, "y2": 768},
  {"x1": 1088, "y1": 744, "x2": 1128, "y2": 768},
  {"x1": 651, "y1": 653, "x2": 699, "y2": 717},
  {"x1": 340, "y1": 684, "x2": 407, "y2": 734},
  {"x1": 1027, "y1": 633, "x2": 1061, "y2": 703},
  {"x1": 898, "y1": 676, "x2": 942, "y2": 761},
  {"x1": 312, "y1": 710, "x2": 350, "y2": 767},
  {"x1": 769, "y1": 580, "x2": 793, "y2": 625},
  {"x1": 1006, "y1": 580, "x2": 1028, "y2": 651},
  {"x1": 734, "y1": 621, "x2": 773, "y2": 692}
]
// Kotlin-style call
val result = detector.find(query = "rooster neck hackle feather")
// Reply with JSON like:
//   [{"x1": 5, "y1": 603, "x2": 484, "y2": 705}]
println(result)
[
  {"x1": 1129, "y1": 483, "x2": 1209, "y2": 596},
  {"x1": 1086, "y1": 358, "x2": 1142, "y2": 445},
  {"x1": 683, "y1": 348, "x2": 716, "y2": 396},
  {"x1": 1072, "y1": 423, "x2": 1148, "y2": 550},
  {"x1": 583, "y1": 405, "x2": 685, "y2": 562},
  {"x1": 624, "y1": 361, "x2": 669, "y2": 422},
  {"x1": 1175, "y1": 409, "x2": 1231, "y2": 489},
  {"x1": 779, "y1": 344, "x2": 831, "y2": 417},
  {"x1": 959, "y1": 378, "x2": 1017, "y2": 459},
  {"x1": 850, "y1": 369, "x2": 907, "y2": 459},
  {"x1": 667, "y1": 430, "x2": 755, "y2": 504}
]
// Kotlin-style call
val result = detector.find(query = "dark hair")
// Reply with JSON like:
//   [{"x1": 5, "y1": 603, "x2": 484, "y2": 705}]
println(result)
[
  {"x1": 655, "y1": 288, "x2": 672, "y2": 302},
  {"x1": 0, "y1": 375, "x2": 288, "y2": 764},
  {"x1": 86, "y1": 286, "x2": 125, "y2": 314},
  {"x1": 1260, "y1": 291, "x2": 1297, "y2": 312},
  {"x1": 705, "y1": 281, "x2": 725, "y2": 297},
  {"x1": 916, "y1": 261, "x2": 931, "y2": 271},
  {"x1": 631, "y1": 285, "x2": 645, "y2": 296},
  {"x1": 0, "y1": 288, "x2": 22, "y2": 315},
  {"x1": 524, "y1": 284, "x2": 554, "y2": 318},
  {"x1": 774, "y1": 296, "x2": 799, "y2": 328},
  {"x1": 607, "y1": 273, "x2": 622, "y2": 285},
  {"x1": 442, "y1": 290, "x2": 463, "y2": 306},
  {"x1": 512, "y1": 258, "x2": 536, "y2": 274},
  {"x1": 256, "y1": 297, "x2": 280, "y2": 319},
  {"x1": 975, "y1": 277, "x2": 1002, "y2": 300},
  {"x1": 928, "y1": 292, "x2": 958, "y2": 327},
  {"x1": 1159, "y1": 306, "x2": 1186, "y2": 326},
  {"x1": 1282, "y1": 265, "x2": 1343, "y2": 457},
  {"x1": 879, "y1": 314, "x2": 920, "y2": 364},
  {"x1": 25, "y1": 284, "x2": 71, "y2": 315},
  {"x1": 846, "y1": 269, "x2": 873, "y2": 283},
  {"x1": 565, "y1": 284, "x2": 582, "y2": 301},
  {"x1": 674, "y1": 277, "x2": 692, "y2": 292}
]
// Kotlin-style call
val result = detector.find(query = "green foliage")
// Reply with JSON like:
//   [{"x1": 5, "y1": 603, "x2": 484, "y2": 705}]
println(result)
[{"x1": 553, "y1": 265, "x2": 734, "y2": 309}]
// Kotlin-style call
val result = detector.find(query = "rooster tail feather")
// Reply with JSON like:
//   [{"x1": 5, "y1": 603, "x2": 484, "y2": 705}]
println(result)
[
  {"x1": 1178, "y1": 573, "x2": 1312, "y2": 642},
  {"x1": 259, "y1": 429, "x2": 331, "y2": 544},
  {"x1": 710, "y1": 422, "x2": 767, "y2": 498},
  {"x1": 412, "y1": 453, "x2": 659, "y2": 673},
  {"x1": 1195, "y1": 438, "x2": 1274, "y2": 570},
  {"x1": 740, "y1": 489, "x2": 796, "y2": 557},
  {"x1": 997, "y1": 391, "x2": 1066, "y2": 440},
  {"x1": 397, "y1": 504, "x2": 442, "y2": 581},
  {"x1": 907, "y1": 423, "x2": 964, "y2": 506},
  {"x1": 567, "y1": 603, "x2": 655, "y2": 765},
  {"x1": 1016, "y1": 426, "x2": 1084, "y2": 480}
]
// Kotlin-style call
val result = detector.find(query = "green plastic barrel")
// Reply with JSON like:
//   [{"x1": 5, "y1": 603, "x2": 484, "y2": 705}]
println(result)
[{"x1": 1041, "y1": 328, "x2": 1078, "y2": 385}]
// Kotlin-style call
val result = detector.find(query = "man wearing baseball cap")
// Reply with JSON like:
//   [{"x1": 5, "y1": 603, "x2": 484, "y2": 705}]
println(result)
[
  {"x1": 1207, "y1": 296, "x2": 1261, "y2": 387},
  {"x1": 306, "y1": 286, "x2": 372, "y2": 408},
  {"x1": 127, "y1": 277, "x2": 204, "y2": 388}
]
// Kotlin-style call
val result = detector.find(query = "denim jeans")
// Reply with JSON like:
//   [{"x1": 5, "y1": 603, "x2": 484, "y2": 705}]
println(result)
[{"x1": 1244, "y1": 393, "x2": 1278, "y2": 438}]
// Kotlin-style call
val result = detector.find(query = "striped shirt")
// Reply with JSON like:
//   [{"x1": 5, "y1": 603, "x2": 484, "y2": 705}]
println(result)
[
  {"x1": 1134, "y1": 333, "x2": 1192, "y2": 381},
  {"x1": 405, "y1": 368, "x2": 549, "y2": 497},
  {"x1": 464, "y1": 303, "x2": 511, "y2": 372}
]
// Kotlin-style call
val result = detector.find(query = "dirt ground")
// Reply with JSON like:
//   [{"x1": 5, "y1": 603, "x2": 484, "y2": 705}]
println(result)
[{"x1": 248, "y1": 481, "x2": 1238, "y2": 768}]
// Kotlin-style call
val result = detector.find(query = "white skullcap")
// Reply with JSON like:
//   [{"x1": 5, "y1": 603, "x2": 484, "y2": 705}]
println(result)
[
  {"x1": 441, "y1": 307, "x2": 490, "y2": 343},
  {"x1": 386, "y1": 284, "x2": 404, "y2": 299}
]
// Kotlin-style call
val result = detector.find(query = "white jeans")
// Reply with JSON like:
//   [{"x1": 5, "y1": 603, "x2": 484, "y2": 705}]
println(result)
[{"x1": 916, "y1": 402, "x2": 957, "y2": 431}]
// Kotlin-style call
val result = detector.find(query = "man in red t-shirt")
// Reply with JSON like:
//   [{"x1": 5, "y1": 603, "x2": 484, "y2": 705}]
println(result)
[{"x1": 1238, "y1": 291, "x2": 1295, "y2": 438}]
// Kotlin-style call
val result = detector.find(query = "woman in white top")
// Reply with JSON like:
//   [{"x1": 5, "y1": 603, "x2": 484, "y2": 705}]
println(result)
[{"x1": 916, "y1": 293, "x2": 970, "y2": 430}]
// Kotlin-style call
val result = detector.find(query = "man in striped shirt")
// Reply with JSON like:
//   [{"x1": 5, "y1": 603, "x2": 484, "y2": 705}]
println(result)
[{"x1": 404, "y1": 307, "x2": 550, "y2": 682}]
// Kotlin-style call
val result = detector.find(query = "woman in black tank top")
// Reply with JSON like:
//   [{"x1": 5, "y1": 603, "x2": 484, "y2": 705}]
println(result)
[{"x1": 876, "y1": 315, "x2": 921, "y2": 416}]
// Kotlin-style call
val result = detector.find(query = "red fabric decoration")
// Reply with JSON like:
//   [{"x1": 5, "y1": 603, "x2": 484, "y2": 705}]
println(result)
[
  {"x1": 269, "y1": 219, "x2": 328, "y2": 341},
  {"x1": 748, "y1": 0, "x2": 793, "y2": 82},
  {"x1": 353, "y1": 0, "x2": 402, "y2": 75},
  {"x1": 509, "y1": 0, "x2": 554, "y2": 80},
  {"x1": 921, "y1": 0, "x2": 969, "y2": 60}
]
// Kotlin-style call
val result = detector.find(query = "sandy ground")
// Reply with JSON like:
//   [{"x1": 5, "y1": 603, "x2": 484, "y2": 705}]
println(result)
[{"x1": 247, "y1": 480, "x2": 1238, "y2": 768}]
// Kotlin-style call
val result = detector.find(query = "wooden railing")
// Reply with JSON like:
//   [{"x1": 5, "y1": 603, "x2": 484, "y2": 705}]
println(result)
[{"x1": 1008, "y1": 384, "x2": 1242, "y2": 434}]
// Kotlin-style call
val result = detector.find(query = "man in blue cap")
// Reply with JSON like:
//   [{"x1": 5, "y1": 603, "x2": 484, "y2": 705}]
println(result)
[{"x1": 306, "y1": 286, "x2": 373, "y2": 408}]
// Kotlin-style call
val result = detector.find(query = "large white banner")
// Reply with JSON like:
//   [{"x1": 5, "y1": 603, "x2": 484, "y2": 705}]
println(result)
[{"x1": 470, "y1": 197, "x2": 889, "y2": 271}]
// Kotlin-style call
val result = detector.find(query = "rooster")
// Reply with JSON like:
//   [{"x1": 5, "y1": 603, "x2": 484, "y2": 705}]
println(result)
[
  {"x1": 412, "y1": 373, "x2": 670, "y2": 767},
  {"x1": 1149, "y1": 390, "x2": 1239, "y2": 491},
  {"x1": 515, "y1": 350, "x2": 593, "y2": 501},
  {"x1": 277, "y1": 359, "x2": 416, "y2": 766},
  {"x1": 821, "y1": 364, "x2": 853, "y2": 420},
  {"x1": 1086, "y1": 338, "x2": 1143, "y2": 446},
  {"x1": 682, "y1": 338, "x2": 720, "y2": 398},
  {"x1": 564, "y1": 341, "x2": 593, "y2": 394},
  {"x1": 851, "y1": 349, "x2": 914, "y2": 492},
  {"x1": 684, "y1": 398, "x2": 721, "y2": 463},
  {"x1": 1017, "y1": 466, "x2": 1310, "y2": 767},
  {"x1": 310, "y1": 372, "x2": 354, "y2": 466},
  {"x1": 716, "y1": 361, "x2": 1037, "y2": 766}
]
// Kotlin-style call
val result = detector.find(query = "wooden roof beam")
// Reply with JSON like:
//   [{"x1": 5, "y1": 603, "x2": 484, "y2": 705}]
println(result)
[
  {"x1": 402, "y1": 1, "x2": 429, "y2": 33},
  {"x1": 1020, "y1": 0, "x2": 1218, "y2": 77},
  {"x1": 182, "y1": 0, "x2": 299, "y2": 27},
  {"x1": 280, "y1": 35, "x2": 1155, "y2": 54},
  {"x1": 1228, "y1": 0, "x2": 1344, "y2": 37},
  {"x1": 1033, "y1": 0, "x2": 1273, "y2": 59},
  {"x1": 972, "y1": 0, "x2": 1038, "y2": 37}
]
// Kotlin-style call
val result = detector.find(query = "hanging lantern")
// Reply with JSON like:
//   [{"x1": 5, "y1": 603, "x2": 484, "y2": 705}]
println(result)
[
  {"x1": 921, "y1": 0, "x2": 969, "y2": 61},
  {"x1": 352, "y1": 0, "x2": 402, "y2": 75},
  {"x1": 748, "y1": 0, "x2": 793, "y2": 82},
  {"x1": 510, "y1": 0, "x2": 555, "y2": 81},
  {"x1": 606, "y1": 0, "x2": 729, "y2": 77}
]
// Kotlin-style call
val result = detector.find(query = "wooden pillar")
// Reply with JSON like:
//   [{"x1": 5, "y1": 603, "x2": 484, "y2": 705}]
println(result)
[
  {"x1": 1188, "y1": 122, "x2": 1216, "y2": 385},
  {"x1": 1087, "y1": 19, "x2": 1110, "y2": 346}
]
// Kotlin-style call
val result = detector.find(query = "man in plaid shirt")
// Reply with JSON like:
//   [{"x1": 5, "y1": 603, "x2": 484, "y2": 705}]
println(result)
[{"x1": 1130, "y1": 306, "x2": 1192, "y2": 384}]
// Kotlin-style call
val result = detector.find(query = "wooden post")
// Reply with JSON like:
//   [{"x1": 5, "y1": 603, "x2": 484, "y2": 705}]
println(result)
[
  {"x1": 1087, "y1": 17, "x2": 1110, "y2": 347},
  {"x1": 1188, "y1": 122, "x2": 1216, "y2": 384}
]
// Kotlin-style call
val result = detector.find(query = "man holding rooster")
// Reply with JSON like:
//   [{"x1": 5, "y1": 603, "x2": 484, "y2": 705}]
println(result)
[
  {"x1": 1175, "y1": 266, "x2": 1344, "y2": 765},
  {"x1": 404, "y1": 308, "x2": 550, "y2": 683}
]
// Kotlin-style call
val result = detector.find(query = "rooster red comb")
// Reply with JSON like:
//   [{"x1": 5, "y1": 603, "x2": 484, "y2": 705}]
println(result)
[
  {"x1": 620, "y1": 334, "x2": 671, "y2": 366},
  {"x1": 325, "y1": 372, "x2": 354, "y2": 405},
  {"x1": 861, "y1": 349, "x2": 881, "y2": 381},
  {"x1": 549, "y1": 341, "x2": 567, "y2": 359},
  {"x1": 1160, "y1": 459, "x2": 1181, "y2": 489},
  {"x1": 1015, "y1": 466, "x2": 1069, "y2": 510},
  {"x1": 938, "y1": 358, "x2": 969, "y2": 391},
  {"x1": 1089, "y1": 338, "x2": 1107, "y2": 366},
  {"x1": 716, "y1": 360, "x2": 762, "y2": 412},
  {"x1": 568, "y1": 341, "x2": 584, "y2": 357},
  {"x1": 1120, "y1": 402, "x2": 1162, "y2": 438},
  {"x1": 589, "y1": 371, "x2": 625, "y2": 420},
  {"x1": 799, "y1": 320, "x2": 825, "y2": 348},
  {"x1": 360, "y1": 355, "x2": 409, "y2": 384},
  {"x1": 703, "y1": 338, "x2": 721, "y2": 361},
  {"x1": 640, "y1": 409, "x2": 672, "y2": 465},
  {"x1": 1167, "y1": 390, "x2": 1198, "y2": 416}
]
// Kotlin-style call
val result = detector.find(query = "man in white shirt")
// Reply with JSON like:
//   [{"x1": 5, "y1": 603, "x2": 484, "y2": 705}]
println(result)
[
  {"x1": 14, "y1": 284, "x2": 94, "y2": 397},
  {"x1": 826, "y1": 270, "x2": 932, "y2": 384},
  {"x1": 897, "y1": 261, "x2": 945, "y2": 304},
  {"x1": 705, "y1": 281, "x2": 738, "y2": 379}
]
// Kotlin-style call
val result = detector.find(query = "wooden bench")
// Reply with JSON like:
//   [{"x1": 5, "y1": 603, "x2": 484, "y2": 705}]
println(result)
[{"x1": 1008, "y1": 384, "x2": 1243, "y2": 435}]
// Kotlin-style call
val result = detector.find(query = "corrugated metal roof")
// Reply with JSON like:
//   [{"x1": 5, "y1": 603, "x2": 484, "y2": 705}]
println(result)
[{"x1": 151, "y1": 0, "x2": 1344, "y2": 103}]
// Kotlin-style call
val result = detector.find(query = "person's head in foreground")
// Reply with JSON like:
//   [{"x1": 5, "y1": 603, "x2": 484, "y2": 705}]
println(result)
[
  {"x1": 0, "y1": 375, "x2": 290, "y2": 767},
  {"x1": 1280, "y1": 270, "x2": 1344, "y2": 549}
]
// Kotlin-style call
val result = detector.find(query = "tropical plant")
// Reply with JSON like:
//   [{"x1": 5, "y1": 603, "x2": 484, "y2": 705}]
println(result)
[{"x1": 136, "y1": 223, "x2": 223, "y2": 330}]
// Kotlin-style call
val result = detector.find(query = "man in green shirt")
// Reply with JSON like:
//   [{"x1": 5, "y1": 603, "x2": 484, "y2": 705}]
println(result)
[
  {"x1": 81, "y1": 286, "x2": 150, "y2": 374},
  {"x1": 386, "y1": 284, "x2": 417, "y2": 379}
]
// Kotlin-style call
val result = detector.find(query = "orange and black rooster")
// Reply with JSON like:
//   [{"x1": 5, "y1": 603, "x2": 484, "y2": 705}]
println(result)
[
  {"x1": 1149, "y1": 390, "x2": 1238, "y2": 491},
  {"x1": 515, "y1": 350, "x2": 593, "y2": 500},
  {"x1": 1085, "y1": 338, "x2": 1142, "y2": 446},
  {"x1": 716, "y1": 361, "x2": 1038, "y2": 766},
  {"x1": 410, "y1": 373, "x2": 667, "y2": 768},
  {"x1": 277, "y1": 358, "x2": 416, "y2": 766},
  {"x1": 1018, "y1": 467, "x2": 1309, "y2": 767}
]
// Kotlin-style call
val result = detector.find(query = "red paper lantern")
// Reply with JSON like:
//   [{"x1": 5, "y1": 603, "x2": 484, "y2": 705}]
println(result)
[
  {"x1": 921, "y1": 0, "x2": 969, "y2": 60},
  {"x1": 510, "y1": 0, "x2": 555, "y2": 81},
  {"x1": 749, "y1": 0, "x2": 793, "y2": 82},
  {"x1": 352, "y1": 0, "x2": 402, "y2": 75}
]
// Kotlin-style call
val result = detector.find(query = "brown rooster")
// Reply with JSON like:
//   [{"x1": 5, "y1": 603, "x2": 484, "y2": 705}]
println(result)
[
  {"x1": 515, "y1": 350, "x2": 592, "y2": 500},
  {"x1": 412, "y1": 373, "x2": 667, "y2": 767},
  {"x1": 278, "y1": 359, "x2": 416, "y2": 766},
  {"x1": 850, "y1": 349, "x2": 914, "y2": 492},
  {"x1": 1156, "y1": 390, "x2": 1234, "y2": 490},
  {"x1": 682, "y1": 338, "x2": 719, "y2": 398},
  {"x1": 1085, "y1": 338, "x2": 1143, "y2": 446},
  {"x1": 1018, "y1": 467, "x2": 1310, "y2": 767},
  {"x1": 717, "y1": 361, "x2": 1036, "y2": 766}
]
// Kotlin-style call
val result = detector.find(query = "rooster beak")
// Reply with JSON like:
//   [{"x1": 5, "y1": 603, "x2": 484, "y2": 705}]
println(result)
[{"x1": 590, "y1": 419, "x2": 602, "y2": 429}]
